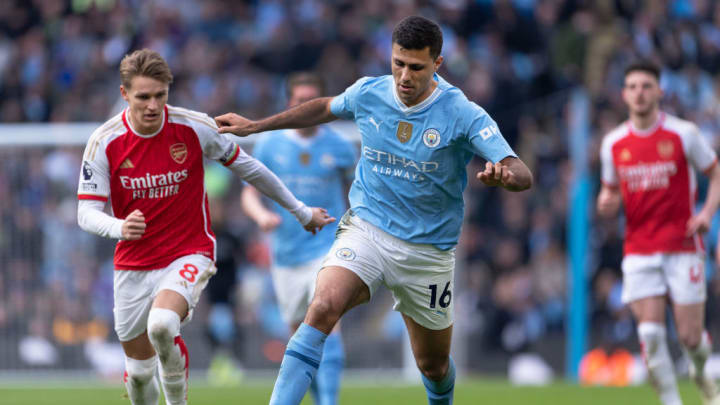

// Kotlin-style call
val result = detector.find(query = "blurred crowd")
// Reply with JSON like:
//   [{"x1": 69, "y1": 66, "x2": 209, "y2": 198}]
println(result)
[{"x1": 2, "y1": 0, "x2": 720, "y2": 374}]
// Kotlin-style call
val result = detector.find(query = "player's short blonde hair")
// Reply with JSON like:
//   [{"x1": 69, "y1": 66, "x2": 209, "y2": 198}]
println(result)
[{"x1": 119, "y1": 49, "x2": 174, "y2": 89}]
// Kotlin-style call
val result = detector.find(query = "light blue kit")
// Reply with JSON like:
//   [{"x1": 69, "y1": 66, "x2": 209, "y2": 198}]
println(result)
[
  {"x1": 253, "y1": 127, "x2": 357, "y2": 267},
  {"x1": 330, "y1": 74, "x2": 517, "y2": 250}
]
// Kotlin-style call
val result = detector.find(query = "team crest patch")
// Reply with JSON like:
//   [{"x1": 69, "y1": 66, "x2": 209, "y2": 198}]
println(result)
[
  {"x1": 335, "y1": 247, "x2": 356, "y2": 261},
  {"x1": 396, "y1": 121, "x2": 413, "y2": 143},
  {"x1": 170, "y1": 143, "x2": 188, "y2": 164},
  {"x1": 299, "y1": 152, "x2": 310, "y2": 166},
  {"x1": 619, "y1": 148, "x2": 632, "y2": 162},
  {"x1": 422, "y1": 128, "x2": 441, "y2": 148},
  {"x1": 657, "y1": 140, "x2": 674, "y2": 158}
]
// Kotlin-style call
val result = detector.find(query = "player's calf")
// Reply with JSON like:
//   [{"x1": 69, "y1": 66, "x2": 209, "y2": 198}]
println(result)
[
  {"x1": 124, "y1": 355, "x2": 160, "y2": 405},
  {"x1": 638, "y1": 322, "x2": 682, "y2": 405},
  {"x1": 147, "y1": 308, "x2": 188, "y2": 405}
]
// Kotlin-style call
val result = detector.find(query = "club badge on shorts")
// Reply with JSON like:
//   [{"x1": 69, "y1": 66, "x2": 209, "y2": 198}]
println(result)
[
  {"x1": 335, "y1": 247, "x2": 356, "y2": 261},
  {"x1": 170, "y1": 143, "x2": 188, "y2": 164}
]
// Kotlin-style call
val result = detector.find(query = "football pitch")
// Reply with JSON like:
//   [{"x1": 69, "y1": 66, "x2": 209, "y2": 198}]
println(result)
[{"x1": 0, "y1": 379, "x2": 704, "y2": 405}]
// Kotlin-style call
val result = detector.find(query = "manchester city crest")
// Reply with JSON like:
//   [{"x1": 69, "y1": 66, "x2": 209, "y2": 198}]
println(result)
[
  {"x1": 422, "y1": 128, "x2": 441, "y2": 148},
  {"x1": 335, "y1": 247, "x2": 356, "y2": 261}
]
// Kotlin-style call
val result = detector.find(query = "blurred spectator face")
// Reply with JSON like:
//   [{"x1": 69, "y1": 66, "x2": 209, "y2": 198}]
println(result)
[
  {"x1": 288, "y1": 84, "x2": 321, "y2": 109},
  {"x1": 120, "y1": 76, "x2": 169, "y2": 135},
  {"x1": 622, "y1": 71, "x2": 663, "y2": 117},
  {"x1": 391, "y1": 43, "x2": 443, "y2": 107}
]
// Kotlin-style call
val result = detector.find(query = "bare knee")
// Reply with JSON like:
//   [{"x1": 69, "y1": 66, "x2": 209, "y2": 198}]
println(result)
[
  {"x1": 678, "y1": 328, "x2": 702, "y2": 349},
  {"x1": 416, "y1": 355, "x2": 449, "y2": 381},
  {"x1": 307, "y1": 295, "x2": 343, "y2": 331}
]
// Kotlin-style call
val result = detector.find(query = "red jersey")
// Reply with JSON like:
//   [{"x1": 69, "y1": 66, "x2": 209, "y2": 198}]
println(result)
[
  {"x1": 600, "y1": 112, "x2": 717, "y2": 255},
  {"x1": 78, "y1": 105, "x2": 241, "y2": 270}
]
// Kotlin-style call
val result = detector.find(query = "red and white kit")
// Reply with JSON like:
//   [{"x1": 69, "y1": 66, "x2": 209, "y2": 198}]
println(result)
[
  {"x1": 78, "y1": 105, "x2": 310, "y2": 341},
  {"x1": 600, "y1": 112, "x2": 718, "y2": 304}
]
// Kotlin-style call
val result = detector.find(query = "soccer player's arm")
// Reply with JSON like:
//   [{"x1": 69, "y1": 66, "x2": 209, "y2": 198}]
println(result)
[
  {"x1": 76, "y1": 137, "x2": 144, "y2": 240},
  {"x1": 197, "y1": 115, "x2": 333, "y2": 232},
  {"x1": 239, "y1": 136, "x2": 281, "y2": 232},
  {"x1": 597, "y1": 135, "x2": 621, "y2": 218},
  {"x1": 214, "y1": 77, "x2": 369, "y2": 137},
  {"x1": 686, "y1": 130, "x2": 720, "y2": 236},
  {"x1": 466, "y1": 103, "x2": 532, "y2": 191}
]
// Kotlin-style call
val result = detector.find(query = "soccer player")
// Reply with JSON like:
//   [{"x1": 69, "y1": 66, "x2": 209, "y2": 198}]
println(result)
[
  {"x1": 216, "y1": 16, "x2": 532, "y2": 404},
  {"x1": 241, "y1": 72, "x2": 356, "y2": 405},
  {"x1": 598, "y1": 61, "x2": 720, "y2": 405},
  {"x1": 76, "y1": 49, "x2": 333, "y2": 405}
]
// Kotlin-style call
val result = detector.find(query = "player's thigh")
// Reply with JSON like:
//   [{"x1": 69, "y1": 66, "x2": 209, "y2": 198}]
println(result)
[
  {"x1": 672, "y1": 302, "x2": 705, "y2": 345},
  {"x1": 628, "y1": 296, "x2": 666, "y2": 323},
  {"x1": 402, "y1": 314, "x2": 452, "y2": 376},
  {"x1": 386, "y1": 244, "x2": 456, "y2": 332},
  {"x1": 114, "y1": 269, "x2": 159, "y2": 342},
  {"x1": 621, "y1": 254, "x2": 667, "y2": 307},
  {"x1": 121, "y1": 331, "x2": 155, "y2": 360},
  {"x1": 271, "y1": 257, "x2": 323, "y2": 326},
  {"x1": 664, "y1": 253, "x2": 706, "y2": 305},
  {"x1": 310, "y1": 265, "x2": 370, "y2": 318},
  {"x1": 154, "y1": 254, "x2": 217, "y2": 324}
]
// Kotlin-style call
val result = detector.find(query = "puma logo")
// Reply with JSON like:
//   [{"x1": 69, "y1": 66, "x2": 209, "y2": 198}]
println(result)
[{"x1": 369, "y1": 117, "x2": 381, "y2": 132}]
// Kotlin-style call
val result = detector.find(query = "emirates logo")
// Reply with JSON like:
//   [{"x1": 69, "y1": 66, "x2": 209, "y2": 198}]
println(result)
[{"x1": 170, "y1": 143, "x2": 188, "y2": 164}]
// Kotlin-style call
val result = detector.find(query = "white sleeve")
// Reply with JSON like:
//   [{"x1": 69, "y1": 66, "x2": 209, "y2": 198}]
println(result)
[
  {"x1": 77, "y1": 199, "x2": 124, "y2": 239},
  {"x1": 227, "y1": 148, "x2": 312, "y2": 225},
  {"x1": 185, "y1": 109, "x2": 312, "y2": 225},
  {"x1": 78, "y1": 132, "x2": 111, "y2": 200},
  {"x1": 686, "y1": 126, "x2": 718, "y2": 173},
  {"x1": 600, "y1": 135, "x2": 618, "y2": 186}
]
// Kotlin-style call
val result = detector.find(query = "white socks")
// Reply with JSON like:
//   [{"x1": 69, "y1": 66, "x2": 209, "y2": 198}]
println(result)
[
  {"x1": 638, "y1": 322, "x2": 682, "y2": 405},
  {"x1": 148, "y1": 308, "x2": 187, "y2": 405},
  {"x1": 124, "y1": 355, "x2": 160, "y2": 405}
]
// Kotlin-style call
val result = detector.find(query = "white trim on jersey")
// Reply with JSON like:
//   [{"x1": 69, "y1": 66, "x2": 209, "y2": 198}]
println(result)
[
  {"x1": 390, "y1": 75, "x2": 443, "y2": 115},
  {"x1": 200, "y1": 182, "x2": 217, "y2": 262},
  {"x1": 628, "y1": 112, "x2": 665, "y2": 136},
  {"x1": 599, "y1": 122, "x2": 631, "y2": 186},
  {"x1": 124, "y1": 107, "x2": 165, "y2": 138}
]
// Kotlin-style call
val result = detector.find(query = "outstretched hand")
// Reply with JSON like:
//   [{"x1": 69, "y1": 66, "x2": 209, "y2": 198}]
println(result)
[
  {"x1": 477, "y1": 161, "x2": 516, "y2": 188},
  {"x1": 214, "y1": 113, "x2": 257, "y2": 137},
  {"x1": 122, "y1": 209, "x2": 146, "y2": 240},
  {"x1": 304, "y1": 207, "x2": 336, "y2": 235}
]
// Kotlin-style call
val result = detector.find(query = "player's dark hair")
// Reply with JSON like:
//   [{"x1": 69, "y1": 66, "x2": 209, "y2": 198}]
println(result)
[
  {"x1": 624, "y1": 61, "x2": 661, "y2": 82},
  {"x1": 120, "y1": 49, "x2": 174, "y2": 89},
  {"x1": 286, "y1": 72, "x2": 325, "y2": 98},
  {"x1": 391, "y1": 16, "x2": 443, "y2": 60}
]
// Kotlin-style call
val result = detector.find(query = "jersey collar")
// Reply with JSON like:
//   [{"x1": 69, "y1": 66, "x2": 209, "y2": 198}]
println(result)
[
  {"x1": 122, "y1": 105, "x2": 167, "y2": 138},
  {"x1": 627, "y1": 111, "x2": 665, "y2": 137},
  {"x1": 391, "y1": 74, "x2": 443, "y2": 115}
]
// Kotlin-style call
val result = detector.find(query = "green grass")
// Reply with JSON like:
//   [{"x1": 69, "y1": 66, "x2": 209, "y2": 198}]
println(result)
[{"x1": 0, "y1": 379, "x2": 705, "y2": 404}]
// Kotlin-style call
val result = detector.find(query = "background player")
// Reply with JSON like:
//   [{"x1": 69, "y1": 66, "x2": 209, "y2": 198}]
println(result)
[
  {"x1": 77, "y1": 49, "x2": 333, "y2": 405},
  {"x1": 216, "y1": 16, "x2": 533, "y2": 404},
  {"x1": 241, "y1": 72, "x2": 356, "y2": 405},
  {"x1": 597, "y1": 61, "x2": 720, "y2": 405}
]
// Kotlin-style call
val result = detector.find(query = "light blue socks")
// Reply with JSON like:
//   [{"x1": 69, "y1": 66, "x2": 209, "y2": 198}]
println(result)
[
  {"x1": 270, "y1": 323, "x2": 328, "y2": 405},
  {"x1": 421, "y1": 357, "x2": 455, "y2": 405},
  {"x1": 310, "y1": 331, "x2": 345, "y2": 405}
]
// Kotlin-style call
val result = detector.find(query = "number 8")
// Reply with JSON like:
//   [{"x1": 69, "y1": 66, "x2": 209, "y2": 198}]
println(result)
[{"x1": 179, "y1": 263, "x2": 199, "y2": 283}]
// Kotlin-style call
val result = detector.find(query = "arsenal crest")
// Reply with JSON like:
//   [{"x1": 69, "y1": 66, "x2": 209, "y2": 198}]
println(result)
[
  {"x1": 170, "y1": 143, "x2": 188, "y2": 164},
  {"x1": 657, "y1": 140, "x2": 674, "y2": 158},
  {"x1": 396, "y1": 121, "x2": 413, "y2": 143}
]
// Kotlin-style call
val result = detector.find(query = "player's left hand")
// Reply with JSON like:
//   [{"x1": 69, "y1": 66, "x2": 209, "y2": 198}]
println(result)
[
  {"x1": 686, "y1": 210, "x2": 712, "y2": 236},
  {"x1": 214, "y1": 113, "x2": 256, "y2": 137},
  {"x1": 477, "y1": 161, "x2": 515, "y2": 188},
  {"x1": 304, "y1": 207, "x2": 336, "y2": 235}
]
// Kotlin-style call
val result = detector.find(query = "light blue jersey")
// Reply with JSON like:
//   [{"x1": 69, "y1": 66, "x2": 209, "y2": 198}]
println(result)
[
  {"x1": 253, "y1": 127, "x2": 357, "y2": 267},
  {"x1": 330, "y1": 74, "x2": 516, "y2": 249}
]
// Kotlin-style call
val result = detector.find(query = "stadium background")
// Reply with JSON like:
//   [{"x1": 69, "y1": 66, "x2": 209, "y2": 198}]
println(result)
[{"x1": 2, "y1": 0, "x2": 720, "y2": 393}]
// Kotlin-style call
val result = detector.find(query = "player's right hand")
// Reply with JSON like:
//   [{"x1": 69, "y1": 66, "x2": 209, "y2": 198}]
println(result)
[
  {"x1": 304, "y1": 207, "x2": 335, "y2": 235},
  {"x1": 122, "y1": 209, "x2": 146, "y2": 240},
  {"x1": 214, "y1": 113, "x2": 256, "y2": 137}
]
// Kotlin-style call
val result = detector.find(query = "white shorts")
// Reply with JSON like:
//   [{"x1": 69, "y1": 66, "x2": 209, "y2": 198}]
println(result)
[
  {"x1": 322, "y1": 211, "x2": 455, "y2": 330},
  {"x1": 621, "y1": 252, "x2": 706, "y2": 305},
  {"x1": 271, "y1": 256, "x2": 325, "y2": 325},
  {"x1": 113, "y1": 254, "x2": 217, "y2": 342}
]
